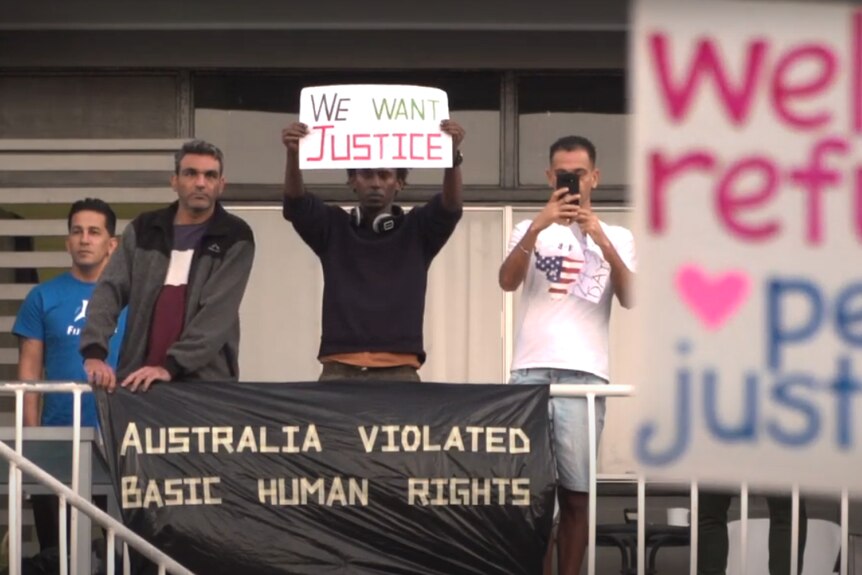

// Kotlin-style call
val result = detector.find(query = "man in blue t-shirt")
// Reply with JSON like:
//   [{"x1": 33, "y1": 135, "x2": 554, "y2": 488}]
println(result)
[{"x1": 12, "y1": 197, "x2": 126, "y2": 551}]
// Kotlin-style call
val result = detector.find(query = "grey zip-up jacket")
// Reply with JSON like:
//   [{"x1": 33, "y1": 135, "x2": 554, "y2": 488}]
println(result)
[{"x1": 80, "y1": 201, "x2": 255, "y2": 381}]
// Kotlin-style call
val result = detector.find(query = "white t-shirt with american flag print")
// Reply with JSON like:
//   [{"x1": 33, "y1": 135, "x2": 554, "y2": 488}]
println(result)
[{"x1": 508, "y1": 219, "x2": 636, "y2": 380}]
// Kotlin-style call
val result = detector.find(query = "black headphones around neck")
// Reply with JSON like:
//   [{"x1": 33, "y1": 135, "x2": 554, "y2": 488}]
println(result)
[{"x1": 350, "y1": 205, "x2": 404, "y2": 234}]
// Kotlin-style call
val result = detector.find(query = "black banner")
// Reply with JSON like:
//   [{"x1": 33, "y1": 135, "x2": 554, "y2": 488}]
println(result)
[{"x1": 97, "y1": 381, "x2": 555, "y2": 575}]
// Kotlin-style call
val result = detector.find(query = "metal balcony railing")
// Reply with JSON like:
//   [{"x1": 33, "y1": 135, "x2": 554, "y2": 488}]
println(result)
[{"x1": 0, "y1": 382, "x2": 194, "y2": 575}]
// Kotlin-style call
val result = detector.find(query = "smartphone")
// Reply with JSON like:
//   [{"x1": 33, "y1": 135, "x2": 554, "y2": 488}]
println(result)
[{"x1": 556, "y1": 170, "x2": 583, "y2": 204}]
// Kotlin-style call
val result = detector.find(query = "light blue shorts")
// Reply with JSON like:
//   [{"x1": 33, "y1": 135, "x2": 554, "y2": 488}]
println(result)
[{"x1": 510, "y1": 368, "x2": 608, "y2": 492}]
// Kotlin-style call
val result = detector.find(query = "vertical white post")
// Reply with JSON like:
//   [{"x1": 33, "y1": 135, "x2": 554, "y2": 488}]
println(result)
[
  {"x1": 70, "y1": 389, "x2": 81, "y2": 575},
  {"x1": 8, "y1": 389, "x2": 24, "y2": 575},
  {"x1": 59, "y1": 495, "x2": 68, "y2": 575},
  {"x1": 740, "y1": 483, "x2": 749, "y2": 575},
  {"x1": 841, "y1": 488, "x2": 849, "y2": 575},
  {"x1": 587, "y1": 393, "x2": 597, "y2": 575},
  {"x1": 69, "y1": 389, "x2": 81, "y2": 575},
  {"x1": 690, "y1": 481, "x2": 698, "y2": 575},
  {"x1": 502, "y1": 206, "x2": 514, "y2": 377},
  {"x1": 638, "y1": 476, "x2": 646, "y2": 575},
  {"x1": 790, "y1": 485, "x2": 800, "y2": 575},
  {"x1": 15, "y1": 390, "x2": 23, "y2": 568},
  {"x1": 107, "y1": 530, "x2": 115, "y2": 575}
]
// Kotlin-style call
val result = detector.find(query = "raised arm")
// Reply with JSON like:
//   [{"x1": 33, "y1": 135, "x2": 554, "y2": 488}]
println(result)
[
  {"x1": 498, "y1": 187, "x2": 578, "y2": 291},
  {"x1": 439, "y1": 120, "x2": 465, "y2": 211},
  {"x1": 574, "y1": 209, "x2": 636, "y2": 309},
  {"x1": 597, "y1": 236, "x2": 635, "y2": 309},
  {"x1": 282, "y1": 122, "x2": 309, "y2": 202}
]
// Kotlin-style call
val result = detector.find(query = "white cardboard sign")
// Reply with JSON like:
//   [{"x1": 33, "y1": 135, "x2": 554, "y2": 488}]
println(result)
[
  {"x1": 631, "y1": 0, "x2": 862, "y2": 492},
  {"x1": 298, "y1": 84, "x2": 452, "y2": 169}
]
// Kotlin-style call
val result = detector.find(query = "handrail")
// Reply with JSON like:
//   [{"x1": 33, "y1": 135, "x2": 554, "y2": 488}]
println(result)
[
  {"x1": 0, "y1": 440, "x2": 195, "y2": 575},
  {"x1": 552, "y1": 383, "x2": 635, "y2": 575},
  {"x1": 0, "y1": 381, "x2": 194, "y2": 575},
  {"x1": 0, "y1": 383, "x2": 91, "y2": 392}
]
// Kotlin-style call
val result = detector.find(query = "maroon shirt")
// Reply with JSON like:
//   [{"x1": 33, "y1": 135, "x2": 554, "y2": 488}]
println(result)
[{"x1": 145, "y1": 223, "x2": 207, "y2": 367}]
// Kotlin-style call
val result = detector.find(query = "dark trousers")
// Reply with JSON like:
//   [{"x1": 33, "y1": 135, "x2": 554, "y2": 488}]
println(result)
[
  {"x1": 698, "y1": 491, "x2": 807, "y2": 575},
  {"x1": 318, "y1": 362, "x2": 421, "y2": 382},
  {"x1": 31, "y1": 493, "x2": 109, "y2": 551}
]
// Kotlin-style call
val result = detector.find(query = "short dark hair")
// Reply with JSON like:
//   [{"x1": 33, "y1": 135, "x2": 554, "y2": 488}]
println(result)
[
  {"x1": 549, "y1": 135, "x2": 597, "y2": 166},
  {"x1": 175, "y1": 139, "x2": 225, "y2": 175},
  {"x1": 67, "y1": 198, "x2": 117, "y2": 236},
  {"x1": 346, "y1": 168, "x2": 409, "y2": 183}
]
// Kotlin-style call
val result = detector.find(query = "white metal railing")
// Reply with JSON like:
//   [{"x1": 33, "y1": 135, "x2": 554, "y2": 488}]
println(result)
[
  {"x1": 551, "y1": 384, "x2": 636, "y2": 575},
  {"x1": 0, "y1": 382, "x2": 194, "y2": 575},
  {"x1": 548, "y1": 383, "x2": 851, "y2": 575}
]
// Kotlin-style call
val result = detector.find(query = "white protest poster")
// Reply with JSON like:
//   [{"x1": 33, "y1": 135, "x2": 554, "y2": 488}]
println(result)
[
  {"x1": 631, "y1": 0, "x2": 862, "y2": 492},
  {"x1": 298, "y1": 84, "x2": 452, "y2": 169}
]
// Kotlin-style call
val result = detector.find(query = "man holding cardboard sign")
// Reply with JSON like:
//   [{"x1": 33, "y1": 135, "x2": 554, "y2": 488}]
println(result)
[{"x1": 281, "y1": 86, "x2": 464, "y2": 381}]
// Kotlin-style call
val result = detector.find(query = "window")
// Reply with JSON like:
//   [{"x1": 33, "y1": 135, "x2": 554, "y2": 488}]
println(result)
[
  {"x1": 0, "y1": 74, "x2": 183, "y2": 138},
  {"x1": 518, "y1": 72, "x2": 628, "y2": 187}
]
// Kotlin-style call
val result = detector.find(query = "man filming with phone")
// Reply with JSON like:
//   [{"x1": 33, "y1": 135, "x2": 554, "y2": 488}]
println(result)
[{"x1": 498, "y1": 135, "x2": 636, "y2": 575}]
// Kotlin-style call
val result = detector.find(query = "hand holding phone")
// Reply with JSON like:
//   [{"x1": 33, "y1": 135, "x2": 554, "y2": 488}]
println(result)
[{"x1": 556, "y1": 169, "x2": 585, "y2": 205}]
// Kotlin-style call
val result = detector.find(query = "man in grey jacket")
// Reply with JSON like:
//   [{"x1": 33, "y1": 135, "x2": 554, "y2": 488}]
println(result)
[{"x1": 80, "y1": 139, "x2": 255, "y2": 392}]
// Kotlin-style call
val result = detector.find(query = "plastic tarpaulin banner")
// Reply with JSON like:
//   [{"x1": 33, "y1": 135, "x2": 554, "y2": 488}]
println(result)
[{"x1": 96, "y1": 381, "x2": 555, "y2": 575}]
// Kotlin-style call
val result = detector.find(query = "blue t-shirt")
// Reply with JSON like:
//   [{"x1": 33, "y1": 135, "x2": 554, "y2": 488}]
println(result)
[{"x1": 12, "y1": 272, "x2": 127, "y2": 427}]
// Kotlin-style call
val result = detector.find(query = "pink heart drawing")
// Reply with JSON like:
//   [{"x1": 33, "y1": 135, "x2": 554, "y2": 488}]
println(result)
[{"x1": 674, "y1": 265, "x2": 750, "y2": 330}]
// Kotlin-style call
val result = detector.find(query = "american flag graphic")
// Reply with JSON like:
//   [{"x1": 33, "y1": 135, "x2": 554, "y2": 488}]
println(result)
[{"x1": 535, "y1": 252, "x2": 584, "y2": 299}]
